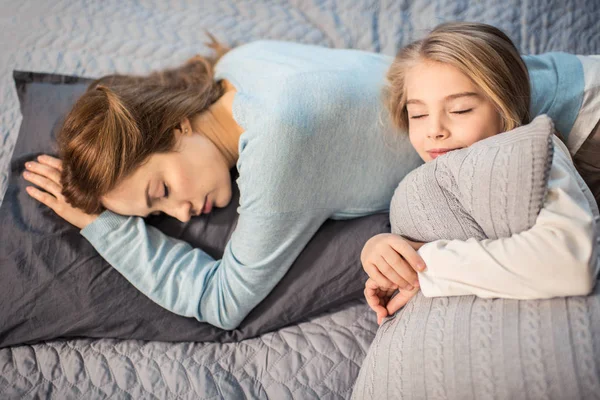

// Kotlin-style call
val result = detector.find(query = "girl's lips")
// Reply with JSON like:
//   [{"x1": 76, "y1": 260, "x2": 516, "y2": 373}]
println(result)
[
  {"x1": 427, "y1": 148, "x2": 461, "y2": 159},
  {"x1": 428, "y1": 150, "x2": 450, "y2": 159}
]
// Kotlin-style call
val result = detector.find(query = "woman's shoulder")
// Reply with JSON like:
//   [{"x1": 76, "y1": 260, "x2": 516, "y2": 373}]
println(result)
[
  {"x1": 216, "y1": 40, "x2": 329, "y2": 73},
  {"x1": 216, "y1": 40, "x2": 391, "y2": 87}
]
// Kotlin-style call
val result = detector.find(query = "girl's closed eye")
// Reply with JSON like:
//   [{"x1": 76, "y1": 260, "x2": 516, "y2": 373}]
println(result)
[
  {"x1": 452, "y1": 108, "x2": 473, "y2": 115},
  {"x1": 410, "y1": 113, "x2": 428, "y2": 119}
]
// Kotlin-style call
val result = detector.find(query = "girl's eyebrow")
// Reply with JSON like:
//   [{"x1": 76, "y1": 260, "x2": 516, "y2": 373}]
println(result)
[
  {"x1": 445, "y1": 91, "x2": 479, "y2": 101},
  {"x1": 407, "y1": 91, "x2": 480, "y2": 105}
]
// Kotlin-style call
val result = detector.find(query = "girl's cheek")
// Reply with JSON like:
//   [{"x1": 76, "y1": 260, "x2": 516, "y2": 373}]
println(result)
[{"x1": 409, "y1": 134, "x2": 422, "y2": 155}]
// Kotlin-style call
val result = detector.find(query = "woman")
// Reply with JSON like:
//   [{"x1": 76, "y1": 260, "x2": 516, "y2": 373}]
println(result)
[
  {"x1": 360, "y1": 22, "x2": 599, "y2": 324},
  {"x1": 23, "y1": 33, "x2": 594, "y2": 330}
]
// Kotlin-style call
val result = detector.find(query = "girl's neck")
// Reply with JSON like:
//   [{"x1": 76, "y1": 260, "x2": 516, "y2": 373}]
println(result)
[{"x1": 191, "y1": 80, "x2": 244, "y2": 168}]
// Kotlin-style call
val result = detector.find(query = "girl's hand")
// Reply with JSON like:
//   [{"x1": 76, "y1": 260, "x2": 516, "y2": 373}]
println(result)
[
  {"x1": 361, "y1": 233, "x2": 427, "y2": 291},
  {"x1": 23, "y1": 155, "x2": 98, "y2": 230},
  {"x1": 364, "y1": 278, "x2": 420, "y2": 325}
]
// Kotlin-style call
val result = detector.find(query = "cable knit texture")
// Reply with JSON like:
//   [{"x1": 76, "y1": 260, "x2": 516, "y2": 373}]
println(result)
[
  {"x1": 390, "y1": 114, "x2": 555, "y2": 243},
  {"x1": 352, "y1": 115, "x2": 600, "y2": 399}
]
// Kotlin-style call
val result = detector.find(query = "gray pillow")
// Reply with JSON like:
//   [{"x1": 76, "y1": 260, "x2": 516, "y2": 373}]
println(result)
[
  {"x1": 352, "y1": 116, "x2": 600, "y2": 399},
  {"x1": 390, "y1": 114, "x2": 554, "y2": 242},
  {"x1": 0, "y1": 71, "x2": 388, "y2": 347}
]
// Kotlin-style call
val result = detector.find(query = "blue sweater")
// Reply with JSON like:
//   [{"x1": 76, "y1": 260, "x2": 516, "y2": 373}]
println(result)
[{"x1": 81, "y1": 41, "x2": 584, "y2": 330}]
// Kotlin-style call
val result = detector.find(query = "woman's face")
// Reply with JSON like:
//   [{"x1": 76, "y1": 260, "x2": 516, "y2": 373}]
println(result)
[
  {"x1": 404, "y1": 59, "x2": 503, "y2": 162},
  {"x1": 101, "y1": 130, "x2": 232, "y2": 222}
]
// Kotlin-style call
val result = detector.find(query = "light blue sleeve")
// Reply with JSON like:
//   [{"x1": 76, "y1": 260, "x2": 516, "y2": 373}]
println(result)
[
  {"x1": 81, "y1": 206, "x2": 328, "y2": 330},
  {"x1": 524, "y1": 52, "x2": 584, "y2": 139}
]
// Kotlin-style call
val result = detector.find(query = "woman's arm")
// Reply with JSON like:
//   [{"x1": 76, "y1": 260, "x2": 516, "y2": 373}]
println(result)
[
  {"x1": 81, "y1": 207, "x2": 328, "y2": 330},
  {"x1": 416, "y1": 138, "x2": 599, "y2": 299}
]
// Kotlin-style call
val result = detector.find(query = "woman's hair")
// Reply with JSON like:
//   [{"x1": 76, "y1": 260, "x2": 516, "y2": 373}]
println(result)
[
  {"x1": 58, "y1": 34, "x2": 229, "y2": 214},
  {"x1": 385, "y1": 22, "x2": 530, "y2": 133}
]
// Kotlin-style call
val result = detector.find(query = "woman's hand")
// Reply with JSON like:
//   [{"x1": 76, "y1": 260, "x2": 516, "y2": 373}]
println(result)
[
  {"x1": 23, "y1": 155, "x2": 98, "y2": 229},
  {"x1": 364, "y1": 278, "x2": 420, "y2": 325},
  {"x1": 361, "y1": 233, "x2": 427, "y2": 291}
]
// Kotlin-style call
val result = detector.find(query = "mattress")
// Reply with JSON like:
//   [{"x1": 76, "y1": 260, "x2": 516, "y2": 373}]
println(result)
[{"x1": 1, "y1": 0, "x2": 599, "y2": 398}]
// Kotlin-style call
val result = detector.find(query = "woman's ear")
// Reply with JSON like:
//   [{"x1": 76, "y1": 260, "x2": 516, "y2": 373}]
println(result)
[
  {"x1": 179, "y1": 118, "x2": 192, "y2": 135},
  {"x1": 176, "y1": 117, "x2": 193, "y2": 136}
]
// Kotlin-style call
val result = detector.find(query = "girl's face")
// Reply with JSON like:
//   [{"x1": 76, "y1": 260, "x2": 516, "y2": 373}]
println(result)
[
  {"x1": 404, "y1": 59, "x2": 503, "y2": 162},
  {"x1": 100, "y1": 129, "x2": 232, "y2": 222}
]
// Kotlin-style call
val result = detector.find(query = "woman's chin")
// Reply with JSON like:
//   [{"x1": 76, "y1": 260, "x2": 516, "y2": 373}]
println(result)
[{"x1": 212, "y1": 189, "x2": 232, "y2": 209}]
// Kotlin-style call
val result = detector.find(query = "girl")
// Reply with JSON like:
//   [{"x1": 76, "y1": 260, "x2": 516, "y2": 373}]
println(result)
[
  {"x1": 362, "y1": 22, "x2": 599, "y2": 325},
  {"x1": 23, "y1": 31, "x2": 596, "y2": 330}
]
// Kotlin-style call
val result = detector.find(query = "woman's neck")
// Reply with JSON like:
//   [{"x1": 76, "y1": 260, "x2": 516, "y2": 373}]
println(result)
[{"x1": 191, "y1": 80, "x2": 244, "y2": 168}]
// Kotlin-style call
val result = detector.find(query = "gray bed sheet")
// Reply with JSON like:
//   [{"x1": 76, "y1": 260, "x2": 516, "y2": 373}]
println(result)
[{"x1": 1, "y1": 0, "x2": 599, "y2": 398}]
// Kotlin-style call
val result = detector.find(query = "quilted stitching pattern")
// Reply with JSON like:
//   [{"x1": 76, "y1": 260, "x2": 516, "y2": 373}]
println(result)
[
  {"x1": 0, "y1": 301, "x2": 377, "y2": 399},
  {"x1": 2, "y1": 0, "x2": 600, "y2": 203},
  {"x1": 1, "y1": 1, "x2": 600, "y2": 398}
]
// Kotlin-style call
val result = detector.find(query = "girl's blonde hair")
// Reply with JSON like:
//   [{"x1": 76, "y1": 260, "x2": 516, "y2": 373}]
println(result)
[{"x1": 386, "y1": 22, "x2": 530, "y2": 133}]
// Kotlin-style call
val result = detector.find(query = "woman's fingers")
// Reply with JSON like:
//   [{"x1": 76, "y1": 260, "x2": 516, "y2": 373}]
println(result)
[
  {"x1": 25, "y1": 186, "x2": 58, "y2": 210},
  {"x1": 25, "y1": 160, "x2": 62, "y2": 187},
  {"x1": 23, "y1": 170, "x2": 63, "y2": 199},
  {"x1": 37, "y1": 155, "x2": 63, "y2": 172}
]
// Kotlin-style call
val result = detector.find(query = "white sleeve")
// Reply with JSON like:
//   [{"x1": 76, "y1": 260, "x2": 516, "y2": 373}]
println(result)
[{"x1": 417, "y1": 138, "x2": 599, "y2": 300}]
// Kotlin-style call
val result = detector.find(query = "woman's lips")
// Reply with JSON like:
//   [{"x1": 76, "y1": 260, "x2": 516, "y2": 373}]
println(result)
[{"x1": 202, "y1": 196, "x2": 213, "y2": 214}]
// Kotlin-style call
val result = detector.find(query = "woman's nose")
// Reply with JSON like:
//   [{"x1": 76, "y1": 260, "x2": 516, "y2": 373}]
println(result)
[{"x1": 170, "y1": 202, "x2": 192, "y2": 223}]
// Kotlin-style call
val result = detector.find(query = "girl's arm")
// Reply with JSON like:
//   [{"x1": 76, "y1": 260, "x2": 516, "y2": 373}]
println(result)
[
  {"x1": 416, "y1": 138, "x2": 599, "y2": 300},
  {"x1": 81, "y1": 207, "x2": 328, "y2": 330}
]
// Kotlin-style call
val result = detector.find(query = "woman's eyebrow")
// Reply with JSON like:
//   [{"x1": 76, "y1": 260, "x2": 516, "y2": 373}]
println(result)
[{"x1": 145, "y1": 182, "x2": 152, "y2": 208}]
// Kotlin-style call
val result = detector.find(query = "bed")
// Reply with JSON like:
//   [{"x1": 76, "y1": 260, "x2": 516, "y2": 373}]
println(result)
[{"x1": 1, "y1": 1, "x2": 599, "y2": 398}]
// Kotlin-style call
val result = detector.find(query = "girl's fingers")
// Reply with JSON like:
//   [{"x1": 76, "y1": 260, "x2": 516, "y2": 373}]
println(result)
[
  {"x1": 364, "y1": 280, "x2": 384, "y2": 306},
  {"x1": 37, "y1": 155, "x2": 63, "y2": 171},
  {"x1": 25, "y1": 186, "x2": 57, "y2": 209},
  {"x1": 386, "y1": 293, "x2": 411, "y2": 315},
  {"x1": 375, "y1": 255, "x2": 413, "y2": 290},
  {"x1": 365, "y1": 262, "x2": 402, "y2": 290},
  {"x1": 389, "y1": 236, "x2": 427, "y2": 272},
  {"x1": 25, "y1": 161, "x2": 62, "y2": 186},
  {"x1": 367, "y1": 297, "x2": 387, "y2": 321},
  {"x1": 23, "y1": 171, "x2": 62, "y2": 199},
  {"x1": 382, "y1": 247, "x2": 419, "y2": 288},
  {"x1": 387, "y1": 287, "x2": 419, "y2": 315},
  {"x1": 364, "y1": 280, "x2": 390, "y2": 318}
]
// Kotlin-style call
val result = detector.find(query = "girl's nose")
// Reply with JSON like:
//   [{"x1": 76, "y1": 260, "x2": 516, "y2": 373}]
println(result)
[{"x1": 427, "y1": 115, "x2": 450, "y2": 140}]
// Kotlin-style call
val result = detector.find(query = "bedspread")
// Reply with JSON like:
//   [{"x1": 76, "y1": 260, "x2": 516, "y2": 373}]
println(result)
[{"x1": 1, "y1": 0, "x2": 599, "y2": 398}]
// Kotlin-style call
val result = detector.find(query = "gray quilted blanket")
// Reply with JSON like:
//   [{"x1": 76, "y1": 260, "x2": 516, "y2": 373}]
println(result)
[{"x1": 1, "y1": 0, "x2": 599, "y2": 398}]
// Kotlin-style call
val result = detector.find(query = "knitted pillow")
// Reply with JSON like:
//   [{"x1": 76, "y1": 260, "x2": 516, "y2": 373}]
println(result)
[
  {"x1": 351, "y1": 115, "x2": 600, "y2": 400},
  {"x1": 390, "y1": 114, "x2": 554, "y2": 242}
]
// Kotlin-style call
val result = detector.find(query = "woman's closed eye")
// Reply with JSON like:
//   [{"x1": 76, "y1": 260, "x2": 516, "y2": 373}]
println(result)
[{"x1": 410, "y1": 114, "x2": 428, "y2": 119}]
